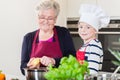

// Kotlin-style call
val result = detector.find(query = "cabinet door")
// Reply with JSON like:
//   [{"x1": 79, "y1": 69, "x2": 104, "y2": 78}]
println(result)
[
  {"x1": 97, "y1": 0, "x2": 120, "y2": 16},
  {"x1": 67, "y1": 0, "x2": 97, "y2": 18}
]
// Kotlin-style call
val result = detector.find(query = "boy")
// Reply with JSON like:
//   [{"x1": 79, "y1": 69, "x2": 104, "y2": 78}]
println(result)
[{"x1": 76, "y1": 4, "x2": 110, "y2": 74}]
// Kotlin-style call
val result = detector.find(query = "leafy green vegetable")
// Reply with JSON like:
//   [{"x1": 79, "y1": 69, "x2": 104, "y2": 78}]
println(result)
[
  {"x1": 44, "y1": 55, "x2": 89, "y2": 80},
  {"x1": 109, "y1": 48, "x2": 120, "y2": 66}
]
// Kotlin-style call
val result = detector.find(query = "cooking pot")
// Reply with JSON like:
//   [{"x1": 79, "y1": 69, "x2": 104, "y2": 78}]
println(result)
[{"x1": 24, "y1": 67, "x2": 47, "y2": 80}]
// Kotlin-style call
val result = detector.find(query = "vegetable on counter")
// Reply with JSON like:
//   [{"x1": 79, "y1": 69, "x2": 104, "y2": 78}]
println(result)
[
  {"x1": 0, "y1": 70, "x2": 5, "y2": 80},
  {"x1": 44, "y1": 55, "x2": 89, "y2": 80}
]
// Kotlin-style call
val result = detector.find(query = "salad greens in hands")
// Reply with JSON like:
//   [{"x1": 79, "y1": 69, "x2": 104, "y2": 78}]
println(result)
[{"x1": 44, "y1": 55, "x2": 89, "y2": 80}]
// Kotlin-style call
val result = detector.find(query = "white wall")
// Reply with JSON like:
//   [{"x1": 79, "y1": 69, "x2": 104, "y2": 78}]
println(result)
[
  {"x1": 97, "y1": 0, "x2": 120, "y2": 17},
  {"x1": 67, "y1": 0, "x2": 97, "y2": 17},
  {"x1": 0, "y1": 0, "x2": 66, "y2": 79},
  {"x1": 56, "y1": 0, "x2": 67, "y2": 27}
]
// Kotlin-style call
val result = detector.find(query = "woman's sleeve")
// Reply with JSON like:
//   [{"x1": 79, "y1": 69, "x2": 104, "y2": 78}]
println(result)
[
  {"x1": 62, "y1": 28, "x2": 76, "y2": 56},
  {"x1": 20, "y1": 34, "x2": 31, "y2": 75}
]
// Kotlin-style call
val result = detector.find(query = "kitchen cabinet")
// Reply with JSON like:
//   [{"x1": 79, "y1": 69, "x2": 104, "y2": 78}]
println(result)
[
  {"x1": 97, "y1": 0, "x2": 120, "y2": 17},
  {"x1": 67, "y1": 0, "x2": 97, "y2": 18}
]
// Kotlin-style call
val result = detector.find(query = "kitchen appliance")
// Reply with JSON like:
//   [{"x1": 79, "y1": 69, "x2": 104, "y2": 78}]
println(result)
[
  {"x1": 98, "y1": 19, "x2": 120, "y2": 73},
  {"x1": 67, "y1": 17, "x2": 83, "y2": 50}
]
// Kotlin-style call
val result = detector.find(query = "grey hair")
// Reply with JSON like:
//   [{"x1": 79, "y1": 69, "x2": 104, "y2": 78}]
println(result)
[{"x1": 36, "y1": 0, "x2": 60, "y2": 17}]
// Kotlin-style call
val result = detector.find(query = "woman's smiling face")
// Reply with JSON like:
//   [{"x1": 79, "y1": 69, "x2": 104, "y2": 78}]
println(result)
[
  {"x1": 78, "y1": 22, "x2": 97, "y2": 43},
  {"x1": 38, "y1": 8, "x2": 56, "y2": 32}
]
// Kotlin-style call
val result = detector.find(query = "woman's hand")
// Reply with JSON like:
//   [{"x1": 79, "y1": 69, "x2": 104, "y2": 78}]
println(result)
[
  {"x1": 41, "y1": 56, "x2": 55, "y2": 66},
  {"x1": 27, "y1": 57, "x2": 40, "y2": 69}
]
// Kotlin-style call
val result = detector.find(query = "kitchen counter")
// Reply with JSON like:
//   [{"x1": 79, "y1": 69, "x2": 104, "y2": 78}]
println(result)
[
  {"x1": 6, "y1": 72, "x2": 120, "y2": 80},
  {"x1": 6, "y1": 74, "x2": 26, "y2": 80}
]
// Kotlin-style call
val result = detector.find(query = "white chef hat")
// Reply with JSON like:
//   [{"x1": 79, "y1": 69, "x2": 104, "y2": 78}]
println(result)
[{"x1": 79, "y1": 4, "x2": 110, "y2": 31}]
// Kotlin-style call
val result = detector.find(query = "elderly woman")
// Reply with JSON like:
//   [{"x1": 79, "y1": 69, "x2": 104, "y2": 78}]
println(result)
[{"x1": 20, "y1": 0, "x2": 76, "y2": 75}]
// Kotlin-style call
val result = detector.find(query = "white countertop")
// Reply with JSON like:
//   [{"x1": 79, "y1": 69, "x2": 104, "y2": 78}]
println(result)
[{"x1": 6, "y1": 74, "x2": 26, "y2": 80}]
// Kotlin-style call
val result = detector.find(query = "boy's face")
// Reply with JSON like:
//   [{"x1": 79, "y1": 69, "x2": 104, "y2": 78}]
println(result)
[{"x1": 78, "y1": 22, "x2": 97, "y2": 43}]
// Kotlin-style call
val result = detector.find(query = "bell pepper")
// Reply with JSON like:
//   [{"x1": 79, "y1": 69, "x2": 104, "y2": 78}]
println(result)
[
  {"x1": 0, "y1": 70, "x2": 5, "y2": 80},
  {"x1": 76, "y1": 50, "x2": 85, "y2": 64}
]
